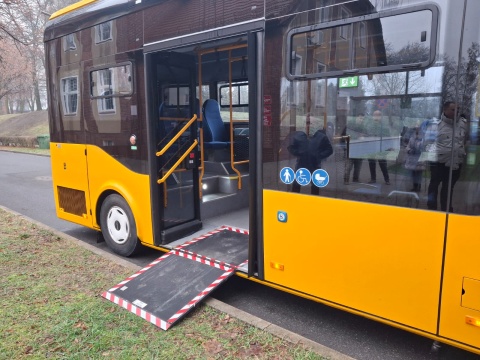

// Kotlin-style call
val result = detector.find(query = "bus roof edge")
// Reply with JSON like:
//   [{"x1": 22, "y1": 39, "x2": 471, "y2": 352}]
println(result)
[{"x1": 50, "y1": 0, "x2": 97, "y2": 20}]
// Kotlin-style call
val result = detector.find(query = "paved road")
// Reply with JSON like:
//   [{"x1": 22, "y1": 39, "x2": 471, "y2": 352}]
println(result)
[{"x1": 1, "y1": 150, "x2": 479, "y2": 360}]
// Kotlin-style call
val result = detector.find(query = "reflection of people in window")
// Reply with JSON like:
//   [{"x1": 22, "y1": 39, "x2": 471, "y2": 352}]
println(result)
[
  {"x1": 404, "y1": 125, "x2": 425, "y2": 192},
  {"x1": 427, "y1": 102, "x2": 467, "y2": 212},
  {"x1": 344, "y1": 113, "x2": 366, "y2": 183},
  {"x1": 366, "y1": 110, "x2": 390, "y2": 185},
  {"x1": 288, "y1": 129, "x2": 333, "y2": 195}
]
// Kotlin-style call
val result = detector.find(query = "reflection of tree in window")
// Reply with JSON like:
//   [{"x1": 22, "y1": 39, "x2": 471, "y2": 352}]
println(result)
[
  {"x1": 385, "y1": 42, "x2": 430, "y2": 66},
  {"x1": 61, "y1": 77, "x2": 78, "y2": 115}
]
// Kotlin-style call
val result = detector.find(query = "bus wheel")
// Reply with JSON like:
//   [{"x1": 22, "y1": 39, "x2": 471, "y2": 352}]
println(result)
[{"x1": 100, "y1": 194, "x2": 140, "y2": 257}]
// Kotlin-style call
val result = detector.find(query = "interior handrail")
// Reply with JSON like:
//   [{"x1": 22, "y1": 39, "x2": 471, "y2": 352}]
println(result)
[
  {"x1": 157, "y1": 140, "x2": 198, "y2": 184},
  {"x1": 156, "y1": 114, "x2": 197, "y2": 157}
]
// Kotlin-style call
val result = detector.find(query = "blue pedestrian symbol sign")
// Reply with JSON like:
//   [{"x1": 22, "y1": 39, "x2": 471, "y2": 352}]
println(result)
[
  {"x1": 295, "y1": 168, "x2": 311, "y2": 186},
  {"x1": 280, "y1": 167, "x2": 295, "y2": 184},
  {"x1": 312, "y1": 169, "x2": 329, "y2": 188}
]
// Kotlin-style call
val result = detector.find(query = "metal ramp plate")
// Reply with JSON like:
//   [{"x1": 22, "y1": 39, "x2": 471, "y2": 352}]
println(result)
[
  {"x1": 175, "y1": 226, "x2": 249, "y2": 267},
  {"x1": 102, "y1": 226, "x2": 248, "y2": 330}
]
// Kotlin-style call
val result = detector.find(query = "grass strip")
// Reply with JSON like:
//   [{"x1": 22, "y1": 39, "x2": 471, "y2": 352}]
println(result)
[{"x1": 0, "y1": 209, "x2": 325, "y2": 360}]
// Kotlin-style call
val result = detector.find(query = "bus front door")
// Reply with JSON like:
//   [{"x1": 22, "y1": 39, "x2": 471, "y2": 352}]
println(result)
[{"x1": 150, "y1": 52, "x2": 202, "y2": 245}]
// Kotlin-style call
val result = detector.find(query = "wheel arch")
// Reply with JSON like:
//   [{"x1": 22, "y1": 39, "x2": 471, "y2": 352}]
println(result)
[{"x1": 93, "y1": 184, "x2": 153, "y2": 246}]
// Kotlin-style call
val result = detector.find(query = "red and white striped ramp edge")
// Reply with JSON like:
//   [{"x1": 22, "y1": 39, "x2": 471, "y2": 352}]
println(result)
[
  {"x1": 101, "y1": 264, "x2": 234, "y2": 330},
  {"x1": 101, "y1": 225, "x2": 248, "y2": 330},
  {"x1": 174, "y1": 225, "x2": 249, "y2": 251}
]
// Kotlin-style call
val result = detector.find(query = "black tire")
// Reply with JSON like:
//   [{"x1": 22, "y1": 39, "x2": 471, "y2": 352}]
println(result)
[{"x1": 100, "y1": 194, "x2": 140, "y2": 257}]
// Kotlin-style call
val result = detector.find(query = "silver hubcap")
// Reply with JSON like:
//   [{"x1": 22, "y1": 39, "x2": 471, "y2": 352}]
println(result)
[{"x1": 106, "y1": 206, "x2": 130, "y2": 245}]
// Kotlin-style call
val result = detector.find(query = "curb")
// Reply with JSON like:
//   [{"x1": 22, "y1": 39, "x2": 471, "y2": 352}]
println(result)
[
  {"x1": 0, "y1": 204, "x2": 356, "y2": 360},
  {"x1": 0, "y1": 148, "x2": 50, "y2": 157}
]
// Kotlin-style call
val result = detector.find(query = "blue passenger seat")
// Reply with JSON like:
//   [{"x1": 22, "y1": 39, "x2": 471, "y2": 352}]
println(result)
[{"x1": 202, "y1": 99, "x2": 230, "y2": 149}]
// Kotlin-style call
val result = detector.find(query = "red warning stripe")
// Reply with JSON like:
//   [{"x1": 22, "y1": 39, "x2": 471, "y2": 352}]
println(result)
[
  {"x1": 167, "y1": 268, "x2": 235, "y2": 323},
  {"x1": 101, "y1": 291, "x2": 171, "y2": 330},
  {"x1": 220, "y1": 225, "x2": 249, "y2": 234},
  {"x1": 107, "y1": 252, "x2": 174, "y2": 292},
  {"x1": 172, "y1": 249, "x2": 232, "y2": 271},
  {"x1": 174, "y1": 228, "x2": 222, "y2": 250},
  {"x1": 236, "y1": 259, "x2": 249, "y2": 269}
]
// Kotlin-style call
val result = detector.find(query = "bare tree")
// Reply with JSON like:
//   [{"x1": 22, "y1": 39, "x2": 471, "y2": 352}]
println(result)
[
  {"x1": 0, "y1": 0, "x2": 77, "y2": 111},
  {"x1": 0, "y1": 37, "x2": 32, "y2": 113}
]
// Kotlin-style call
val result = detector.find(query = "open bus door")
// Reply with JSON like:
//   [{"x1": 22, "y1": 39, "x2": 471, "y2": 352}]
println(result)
[
  {"x1": 147, "y1": 52, "x2": 202, "y2": 246},
  {"x1": 106, "y1": 29, "x2": 263, "y2": 330}
]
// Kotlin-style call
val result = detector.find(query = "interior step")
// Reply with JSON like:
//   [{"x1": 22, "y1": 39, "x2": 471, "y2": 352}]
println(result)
[{"x1": 201, "y1": 174, "x2": 249, "y2": 219}]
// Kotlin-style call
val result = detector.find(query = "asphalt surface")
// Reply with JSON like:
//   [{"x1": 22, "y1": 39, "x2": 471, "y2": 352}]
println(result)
[{"x1": 1, "y1": 150, "x2": 480, "y2": 360}]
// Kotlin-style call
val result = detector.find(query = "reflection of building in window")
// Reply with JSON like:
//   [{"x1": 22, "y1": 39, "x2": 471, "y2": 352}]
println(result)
[
  {"x1": 291, "y1": 52, "x2": 302, "y2": 75},
  {"x1": 95, "y1": 21, "x2": 112, "y2": 43},
  {"x1": 317, "y1": 0, "x2": 333, "y2": 22},
  {"x1": 308, "y1": 30, "x2": 324, "y2": 46},
  {"x1": 359, "y1": 22, "x2": 367, "y2": 49},
  {"x1": 91, "y1": 64, "x2": 132, "y2": 115},
  {"x1": 97, "y1": 69, "x2": 115, "y2": 113},
  {"x1": 289, "y1": 7, "x2": 435, "y2": 77},
  {"x1": 315, "y1": 78, "x2": 327, "y2": 108},
  {"x1": 61, "y1": 77, "x2": 78, "y2": 115},
  {"x1": 340, "y1": 7, "x2": 351, "y2": 40},
  {"x1": 289, "y1": 53, "x2": 303, "y2": 106},
  {"x1": 64, "y1": 34, "x2": 76, "y2": 51},
  {"x1": 317, "y1": 62, "x2": 326, "y2": 73},
  {"x1": 374, "y1": 0, "x2": 403, "y2": 11},
  {"x1": 102, "y1": 140, "x2": 114, "y2": 146}
]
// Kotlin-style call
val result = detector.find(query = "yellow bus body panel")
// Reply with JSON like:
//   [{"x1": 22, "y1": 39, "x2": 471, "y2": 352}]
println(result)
[
  {"x1": 50, "y1": 143, "x2": 92, "y2": 227},
  {"x1": 263, "y1": 189, "x2": 445, "y2": 333},
  {"x1": 439, "y1": 214, "x2": 480, "y2": 348},
  {"x1": 85, "y1": 145, "x2": 153, "y2": 246}
]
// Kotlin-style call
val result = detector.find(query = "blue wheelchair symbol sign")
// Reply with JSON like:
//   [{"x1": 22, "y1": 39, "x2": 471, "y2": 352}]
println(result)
[
  {"x1": 280, "y1": 167, "x2": 295, "y2": 184},
  {"x1": 295, "y1": 168, "x2": 311, "y2": 186},
  {"x1": 312, "y1": 169, "x2": 329, "y2": 187}
]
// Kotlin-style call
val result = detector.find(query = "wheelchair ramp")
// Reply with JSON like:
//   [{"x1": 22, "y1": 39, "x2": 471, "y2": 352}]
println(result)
[{"x1": 102, "y1": 226, "x2": 248, "y2": 330}]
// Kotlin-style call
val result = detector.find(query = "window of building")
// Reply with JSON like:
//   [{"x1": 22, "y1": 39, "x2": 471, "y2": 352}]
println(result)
[
  {"x1": 339, "y1": 7, "x2": 351, "y2": 40},
  {"x1": 60, "y1": 77, "x2": 78, "y2": 115},
  {"x1": 359, "y1": 21, "x2": 367, "y2": 49},
  {"x1": 95, "y1": 21, "x2": 112, "y2": 43},
  {"x1": 96, "y1": 69, "x2": 115, "y2": 113},
  {"x1": 64, "y1": 34, "x2": 76, "y2": 51},
  {"x1": 90, "y1": 63, "x2": 132, "y2": 114}
]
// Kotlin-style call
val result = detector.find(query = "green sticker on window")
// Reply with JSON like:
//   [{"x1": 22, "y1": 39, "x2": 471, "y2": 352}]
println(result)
[{"x1": 338, "y1": 76, "x2": 358, "y2": 88}]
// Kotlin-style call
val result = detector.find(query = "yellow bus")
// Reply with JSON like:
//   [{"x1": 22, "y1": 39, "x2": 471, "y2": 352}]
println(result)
[{"x1": 45, "y1": 0, "x2": 480, "y2": 353}]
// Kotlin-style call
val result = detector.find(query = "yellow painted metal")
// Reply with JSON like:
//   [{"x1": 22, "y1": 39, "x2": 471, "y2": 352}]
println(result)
[
  {"x1": 439, "y1": 214, "x2": 480, "y2": 350},
  {"x1": 462, "y1": 278, "x2": 480, "y2": 311},
  {"x1": 228, "y1": 49, "x2": 243, "y2": 190},
  {"x1": 50, "y1": 0, "x2": 97, "y2": 20},
  {"x1": 50, "y1": 142, "x2": 92, "y2": 227},
  {"x1": 198, "y1": 52, "x2": 205, "y2": 198},
  {"x1": 263, "y1": 189, "x2": 446, "y2": 333},
  {"x1": 155, "y1": 114, "x2": 197, "y2": 157},
  {"x1": 235, "y1": 271, "x2": 480, "y2": 355},
  {"x1": 85, "y1": 145, "x2": 154, "y2": 246},
  {"x1": 157, "y1": 140, "x2": 198, "y2": 184}
]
